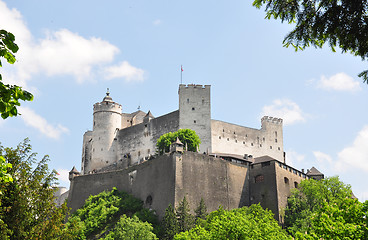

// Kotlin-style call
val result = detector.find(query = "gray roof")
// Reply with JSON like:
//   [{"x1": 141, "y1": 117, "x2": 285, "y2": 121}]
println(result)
[
  {"x1": 145, "y1": 110, "x2": 154, "y2": 118},
  {"x1": 306, "y1": 167, "x2": 323, "y2": 176},
  {"x1": 70, "y1": 166, "x2": 80, "y2": 174},
  {"x1": 253, "y1": 155, "x2": 276, "y2": 164},
  {"x1": 210, "y1": 153, "x2": 254, "y2": 163}
]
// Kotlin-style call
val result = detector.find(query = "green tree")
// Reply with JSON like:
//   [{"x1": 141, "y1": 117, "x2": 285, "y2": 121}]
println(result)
[
  {"x1": 161, "y1": 204, "x2": 179, "y2": 240},
  {"x1": 0, "y1": 30, "x2": 33, "y2": 119},
  {"x1": 194, "y1": 198, "x2": 208, "y2": 224},
  {"x1": 284, "y1": 176, "x2": 366, "y2": 238},
  {"x1": 174, "y1": 204, "x2": 292, "y2": 240},
  {"x1": 252, "y1": 0, "x2": 368, "y2": 83},
  {"x1": 0, "y1": 139, "x2": 71, "y2": 239},
  {"x1": 0, "y1": 156, "x2": 12, "y2": 185},
  {"x1": 156, "y1": 129, "x2": 201, "y2": 154},
  {"x1": 65, "y1": 187, "x2": 160, "y2": 239},
  {"x1": 176, "y1": 196, "x2": 195, "y2": 233},
  {"x1": 102, "y1": 215, "x2": 158, "y2": 240}
]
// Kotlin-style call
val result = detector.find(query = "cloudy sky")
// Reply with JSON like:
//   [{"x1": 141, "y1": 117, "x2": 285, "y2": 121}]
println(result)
[{"x1": 1, "y1": 0, "x2": 367, "y2": 201}]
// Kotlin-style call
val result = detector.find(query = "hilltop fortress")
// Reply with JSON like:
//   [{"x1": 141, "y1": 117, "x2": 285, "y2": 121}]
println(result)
[{"x1": 67, "y1": 84, "x2": 323, "y2": 222}]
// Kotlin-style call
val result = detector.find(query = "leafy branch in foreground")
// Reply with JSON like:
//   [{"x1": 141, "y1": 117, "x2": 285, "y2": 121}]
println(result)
[
  {"x1": 0, "y1": 29, "x2": 33, "y2": 119},
  {"x1": 252, "y1": 0, "x2": 368, "y2": 84}
]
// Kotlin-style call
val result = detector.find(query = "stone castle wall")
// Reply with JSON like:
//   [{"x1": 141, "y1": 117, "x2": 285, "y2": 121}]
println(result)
[
  {"x1": 211, "y1": 117, "x2": 283, "y2": 161},
  {"x1": 68, "y1": 152, "x2": 250, "y2": 218}
]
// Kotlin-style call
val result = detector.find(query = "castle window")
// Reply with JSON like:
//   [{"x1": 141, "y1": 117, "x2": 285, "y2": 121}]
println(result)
[
  {"x1": 219, "y1": 136, "x2": 221, "y2": 139},
  {"x1": 243, "y1": 141, "x2": 245, "y2": 144},
  {"x1": 246, "y1": 134, "x2": 248, "y2": 137},
  {"x1": 93, "y1": 148, "x2": 95, "y2": 152},
  {"x1": 260, "y1": 144, "x2": 262, "y2": 147},
  {"x1": 278, "y1": 162, "x2": 282, "y2": 167},
  {"x1": 202, "y1": 99, "x2": 205, "y2": 104},
  {"x1": 227, "y1": 138, "x2": 229, "y2": 141},
  {"x1": 283, "y1": 164, "x2": 287, "y2": 169},
  {"x1": 146, "y1": 195, "x2": 153, "y2": 206},
  {"x1": 275, "y1": 139, "x2": 278, "y2": 143},
  {"x1": 255, "y1": 174, "x2": 264, "y2": 183},
  {"x1": 270, "y1": 146, "x2": 272, "y2": 149},
  {"x1": 223, "y1": 129, "x2": 225, "y2": 132},
  {"x1": 251, "y1": 143, "x2": 254, "y2": 146},
  {"x1": 294, "y1": 182, "x2": 298, "y2": 188},
  {"x1": 194, "y1": 120, "x2": 196, "y2": 123},
  {"x1": 187, "y1": 98, "x2": 189, "y2": 103},
  {"x1": 234, "y1": 131, "x2": 236, "y2": 134},
  {"x1": 192, "y1": 107, "x2": 195, "y2": 111},
  {"x1": 278, "y1": 147, "x2": 281, "y2": 150},
  {"x1": 263, "y1": 137, "x2": 265, "y2": 141},
  {"x1": 261, "y1": 161, "x2": 270, "y2": 167},
  {"x1": 284, "y1": 177, "x2": 289, "y2": 184},
  {"x1": 106, "y1": 161, "x2": 108, "y2": 163},
  {"x1": 235, "y1": 140, "x2": 237, "y2": 143},
  {"x1": 275, "y1": 131, "x2": 278, "y2": 138},
  {"x1": 145, "y1": 124, "x2": 147, "y2": 127}
]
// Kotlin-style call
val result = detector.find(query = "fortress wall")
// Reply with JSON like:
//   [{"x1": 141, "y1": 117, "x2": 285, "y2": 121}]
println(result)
[
  {"x1": 81, "y1": 131, "x2": 92, "y2": 174},
  {"x1": 274, "y1": 161, "x2": 306, "y2": 223},
  {"x1": 174, "y1": 151, "x2": 249, "y2": 213},
  {"x1": 249, "y1": 161, "x2": 279, "y2": 218},
  {"x1": 211, "y1": 120, "x2": 284, "y2": 161},
  {"x1": 116, "y1": 110, "x2": 179, "y2": 165},
  {"x1": 68, "y1": 154, "x2": 176, "y2": 217}
]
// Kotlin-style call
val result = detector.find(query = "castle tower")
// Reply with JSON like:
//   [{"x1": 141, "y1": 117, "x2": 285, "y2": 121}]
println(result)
[
  {"x1": 88, "y1": 89, "x2": 122, "y2": 173},
  {"x1": 260, "y1": 116, "x2": 284, "y2": 162},
  {"x1": 178, "y1": 84, "x2": 212, "y2": 153}
]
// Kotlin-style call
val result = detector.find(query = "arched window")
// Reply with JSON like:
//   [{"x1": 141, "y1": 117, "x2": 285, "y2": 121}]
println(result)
[{"x1": 284, "y1": 177, "x2": 289, "y2": 184}]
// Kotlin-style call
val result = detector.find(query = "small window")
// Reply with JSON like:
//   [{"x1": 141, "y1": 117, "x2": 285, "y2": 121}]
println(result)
[
  {"x1": 187, "y1": 98, "x2": 189, "y2": 103},
  {"x1": 275, "y1": 139, "x2": 278, "y2": 143},
  {"x1": 235, "y1": 139, "x2": 238, "y2": 143},
  {"x1": 255, "y1": 174, "x2": 264, "y2": 183},
  {"x1": 245, "y1": 134, "x2": 248, "y2": 137},
  {"x1": 243, "y1": 141, "x2": 245, "y2": 144},
  {"x1": 260, "y1": 144, "x2": 262, "y2": 147},
  {"x1": 223, "y1": 129, "x2": 225, "y2": 132},
  {"x1": 278, "y1": 147, "x2": 281, "y2": 150},
  {"x1": 251, "y1": 143, "x2": 254, "y2": 146},
  {"x1": 202, "y1": 99, "x2": 205, "y2": 104},
  {"x1": 275, "y1": 131, "x2": 278, "y2": 138},
  {"x1": 192, "y1": 107, "x2": 195, "y2": 111},
  {"x1": 234, "y1": 131, "x2": 236, "y2": 134},
  {"x1": 219, "y1": 136, "x2": 221, "y2": 139},
  {"x1": 284, "y1": 177, "x2": 289, "y2": 184},
  {"x1": 227, "y1": 138, "x2": 229, "y2": 141},
  {"x1": 270, "y1": 146, "x2": 272, "y2": 149},
  {"x1": 194, "y1": 120, "x2": 197, "y2": 123},
  {"x1": 146, "y1": 195, "x2": 153, "y2": 205},
  {"x1": 294, "y1": 182, "x2": 298, "y2": 188},
  {"x1": 145, "y1": 124, "x2": 147, "y2": 127},
  {"x1": 263, "y1": 137, "x2": 265, "y2": 141}
]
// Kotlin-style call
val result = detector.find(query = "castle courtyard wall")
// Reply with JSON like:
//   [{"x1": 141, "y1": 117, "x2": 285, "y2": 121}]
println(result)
[
  {"x1": 68, "y1": 152, "x2": 250, "y2": 218},
  {"x1": 68, "y1": 154, "x2": 176, "y2": 217}
]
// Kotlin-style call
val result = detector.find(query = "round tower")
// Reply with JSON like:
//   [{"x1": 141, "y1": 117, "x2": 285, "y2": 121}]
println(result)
[{"x1": 88, "y1": 89, "x2": 122, "y2": 173}]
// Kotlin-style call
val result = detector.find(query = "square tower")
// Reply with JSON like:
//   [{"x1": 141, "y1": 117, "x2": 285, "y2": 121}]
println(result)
[{"x1": 178, "y1": 84, "x2": 212, "y2": 153}]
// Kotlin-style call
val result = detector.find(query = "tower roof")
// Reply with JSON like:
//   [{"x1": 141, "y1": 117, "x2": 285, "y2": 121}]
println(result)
[
  {"x1": 69, "y1": 166, "x2": 80, "y2": 174},
  {"x1": 102, "y1": 88, "x2": 113, "y2": 102},
  {"x1": 306, "y1": 167, "x2": 323, "y2": 176},
  {"x1": 145, "y1": 110, "x2": 154, "y2": 118}
]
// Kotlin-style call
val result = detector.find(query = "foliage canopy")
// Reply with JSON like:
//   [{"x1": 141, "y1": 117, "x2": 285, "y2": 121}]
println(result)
[
  {"x1": 252, "y1": 0, "x2": 368, "y2": 83},
  {"x1": 0, "y1": 139, "x2": 70, "y2": 239},
  {"x1": 0, "y1": 29, "x2": 33, "y2": 119},
  {"x1": 174, "y1": 204, "x2": 291, "y2": 240},
  {"x1": 156, "y1": 129, "x2": 201, "y2": 154}
]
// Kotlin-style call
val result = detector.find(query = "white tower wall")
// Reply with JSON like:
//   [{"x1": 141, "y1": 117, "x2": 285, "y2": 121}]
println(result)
[
  {"x1": 89, "y1": 92, "x2": 122, "y2": 172},
  {"x1": 178, "y1": 84, "x2": 212, "y2": 153}
]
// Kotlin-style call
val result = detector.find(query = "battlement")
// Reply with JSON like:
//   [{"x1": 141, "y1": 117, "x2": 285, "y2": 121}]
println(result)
[
  {"x1": 261, "y1": 116, "x2": 283, "y2": 125},
  {"x1": 93, "y1": 102, "x2": 122, "y2": 113},
  {"x1": 179, "y1": 84, "x2": 210, "y2": 89}
]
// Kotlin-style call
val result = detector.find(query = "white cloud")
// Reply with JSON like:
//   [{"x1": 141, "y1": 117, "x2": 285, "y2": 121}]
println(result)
[
  {"x1": 286, "y1": 150, "x2": 305, "y2": 168},
  {"x1": 317, "y1": 72, "x2": 361, "y2": 92},
  {"x1": 337, "y1": 125, "x2": 368, "y2": 172},
  {"x1": 0, "y1": 1, "x2": 144, "y2": 87},
  {"x1": 104, "y1": 61, "x2": 145, "y2": 82},
  {"x1": 19, "y1": 107, "x2": 69, "y2": 139},
  {"x1": 313, "y1": 151, "x2": 333, "y2": 164},
  {"x1": 153, "y1": 19, "x2": 162, "y2": 25},
  {"x1": 261, "y1": 99, "x2": 306, "y2": 126}
]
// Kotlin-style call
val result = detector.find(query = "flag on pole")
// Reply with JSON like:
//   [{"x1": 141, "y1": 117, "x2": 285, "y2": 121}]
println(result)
[{"x1": 181, "y1": 65, "x2": 183, "y2": 72}]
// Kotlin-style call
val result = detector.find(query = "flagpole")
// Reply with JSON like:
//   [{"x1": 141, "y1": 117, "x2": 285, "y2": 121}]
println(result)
[{"x1": 180, "y1": 65, "x2": 182, "y2": 84}]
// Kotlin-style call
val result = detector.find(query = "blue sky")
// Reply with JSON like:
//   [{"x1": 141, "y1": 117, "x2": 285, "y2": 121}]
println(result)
[{"x1": 1, "y1": 0, "x2": 367, "y2": 201}]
